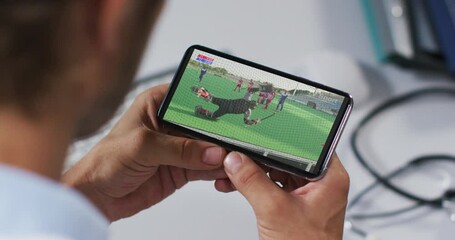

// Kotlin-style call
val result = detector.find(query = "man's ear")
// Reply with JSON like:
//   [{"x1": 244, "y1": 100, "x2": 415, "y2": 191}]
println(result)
[
  {"x1": 72, "y1": 0, "x2": 132, "y2": 92},
  {"x1": 79, "y1": 0, "x2": 164, "y2": 62},
  {"x1": 59, "y1": 0, "x2": 132, "y2": 123},
  {"x1": 80, "y1": 0, "x2": 129, "y2": 56},
  {"x1": 69, "y1": 0, "x2": 164, "y2": 138},
  {"x1": 97, "y1": 0, "x2": 129, "y2": 54}
]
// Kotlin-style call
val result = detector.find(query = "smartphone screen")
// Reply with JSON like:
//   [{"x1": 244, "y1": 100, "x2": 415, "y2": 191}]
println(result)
[{"x1": 158, "y1": 46, "x2": 352, "y2": 179}]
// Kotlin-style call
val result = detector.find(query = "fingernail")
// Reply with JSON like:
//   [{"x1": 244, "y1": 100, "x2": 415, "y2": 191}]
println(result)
[
  {"x1": 224, "y1": 152, "x2": 243, "y2": 174},
  {"x1": 202, "y1": 147, "x2": 223, "y2": 166}
]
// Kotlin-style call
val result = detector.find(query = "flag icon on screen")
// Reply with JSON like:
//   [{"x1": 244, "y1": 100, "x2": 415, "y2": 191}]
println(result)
[{"x1": 196, "y1": 54, "x2": 214, "y2": 65}]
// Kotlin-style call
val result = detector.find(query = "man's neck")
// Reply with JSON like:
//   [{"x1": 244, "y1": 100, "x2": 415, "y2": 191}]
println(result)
[{"x1": 0, "y1": 107, "x2": 74, "y2": 180}]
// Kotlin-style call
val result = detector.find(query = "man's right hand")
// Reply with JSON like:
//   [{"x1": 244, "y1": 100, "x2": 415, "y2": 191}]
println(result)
[{"x1": 216, "y1": 152, "x2": 349, "y2": 240}]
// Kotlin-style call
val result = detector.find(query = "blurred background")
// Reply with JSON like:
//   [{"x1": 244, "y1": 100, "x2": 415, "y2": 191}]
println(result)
[{"x1": 68, "y1": 0, "x2": 455, "y2": 239}]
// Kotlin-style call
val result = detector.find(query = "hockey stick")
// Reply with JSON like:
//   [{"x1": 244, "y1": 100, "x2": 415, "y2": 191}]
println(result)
[
  {"x1": 245, "y1": 112, "x2": 276, "y2": 127},
  {"x1": 260, "y1": 112, "x2": 276, "y2": 122}
]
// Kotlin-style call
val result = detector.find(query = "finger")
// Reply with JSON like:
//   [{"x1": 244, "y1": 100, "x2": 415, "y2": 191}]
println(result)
[
  {"x1": 258, "y1": 163, "x2": 271, "y2": 173},
  {"x1": 157, "y1": 167, "x2": 228, "y2": 192},
  {"x1": 318, "y1": 154, "x2": 350, "y2": 193},
  {"x1": 299, "y1": 154, "x2": 349, "y2": 193},
  {"x1": 186, "y1": 167, "x2": 227, "y2": 181},
  {"x1": 134, "y1": 128, "x2": 227, "y2": 170},
  {"x1": 268, "y1": 169, "x2": 288, "y2": 183},
  {"x1": 269, "y1": 169, "x2": 310, "y2": 192},
  {"x1": 111, "y1": 84, "x2": 169, "y2": 134},
  {"x1": 214, "y1": 163, "x2": 270, "y2": 193},
  {"x1": 214, "y1": 178, "x2": 236, "y2": 193},
  {"x1": 268, "y1": 169, "x2": 295, "y2": 191},
  {"x1": 223, "y1": 152, "x2": 287, "y2": 213},
  {"x1": 293, "y1": 154, "x2": 349, "y2": 206},
  {"x1": 138, "y1": 83, "x2": 169, "y2": 131}
]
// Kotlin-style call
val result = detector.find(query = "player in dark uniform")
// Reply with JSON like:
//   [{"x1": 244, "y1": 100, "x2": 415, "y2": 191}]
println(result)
[
  {"x1": 276, "y1": 90, "x2": 289, "y2": 111},
  {"x1": 191, "y1": 86, "x2": 260, "y2": 125},
  {"x1": 198, "y1": 66, "x2": 208, "y2": 82}
]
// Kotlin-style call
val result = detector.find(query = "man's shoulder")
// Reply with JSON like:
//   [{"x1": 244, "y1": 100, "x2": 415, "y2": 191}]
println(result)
[
  {"x1": 0, "y1": 165, "x2": 109, "y2": 240},
  {"x1": 0, "y1": 235, "x2": 75, "y2": 240}
]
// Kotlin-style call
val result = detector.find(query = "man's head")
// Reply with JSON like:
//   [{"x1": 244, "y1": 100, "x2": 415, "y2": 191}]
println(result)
[{"x1": 0, "y1": 0, "x2": 164, "y2": 138}]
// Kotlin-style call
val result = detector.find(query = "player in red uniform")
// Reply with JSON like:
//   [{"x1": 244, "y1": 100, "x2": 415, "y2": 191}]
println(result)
[
  {"x1": 258, "y1": 91, "x2": 268, "y2": 105},
  {"x1": 233, "y1": 78, "x2": 244, "y2": 92},
  {"x1": 247, "y1": 79, "x2": 254, "y2": 92},
  {"x1": 263, "y1": 91, "x2": 275, "y2": 110}
]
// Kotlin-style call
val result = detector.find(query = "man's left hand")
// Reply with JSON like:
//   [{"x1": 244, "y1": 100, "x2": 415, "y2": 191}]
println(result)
[{"x1": 62, "y1": 84, "x2": 227, "y2": 221}]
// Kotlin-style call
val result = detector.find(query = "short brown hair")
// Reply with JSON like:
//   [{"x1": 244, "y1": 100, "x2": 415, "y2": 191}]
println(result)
[
  {"x1": 0, "y1": 1, "x2": 164, "y2": 115},
  {"x1": 0, "y1": 1, "x2": 70, "y2": 111}
]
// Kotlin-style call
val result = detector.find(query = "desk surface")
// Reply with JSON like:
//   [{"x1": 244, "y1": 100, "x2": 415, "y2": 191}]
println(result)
[{"x1": 72, "y1": 1, "x2": 455, "y2": 239}]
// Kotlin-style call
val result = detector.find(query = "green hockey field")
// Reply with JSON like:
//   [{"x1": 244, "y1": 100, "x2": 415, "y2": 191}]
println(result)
[{"x1": 164, "y1": 67, "x2": 337, "y2": 161}]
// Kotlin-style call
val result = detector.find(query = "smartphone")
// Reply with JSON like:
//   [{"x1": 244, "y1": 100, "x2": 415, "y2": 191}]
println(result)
[{"x1": 158, "y1": 45, "x2": 353, "y2": 180}]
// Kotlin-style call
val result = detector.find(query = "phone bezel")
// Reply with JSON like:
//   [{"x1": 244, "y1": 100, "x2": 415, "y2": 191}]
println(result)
[{"x1": 157, "y1": 45, "x2": 353, "y2": 180}]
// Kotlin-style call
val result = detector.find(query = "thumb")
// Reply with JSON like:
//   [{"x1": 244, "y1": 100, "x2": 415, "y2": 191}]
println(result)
[{"x1": 224, "y1": 152, "x2": 285, "y2": 213}]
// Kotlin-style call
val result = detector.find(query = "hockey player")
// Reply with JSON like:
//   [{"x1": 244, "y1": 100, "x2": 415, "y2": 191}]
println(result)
[
  {"x1": 191, "y1": 86, "x2": 260, "y2": 125},
  {"x1": 247, "y1": 79, "x2": 254, "y2": 92},
  {"x1": 263, "y1": 91, "x2": 275, "y2": 110},
  {"x1": 198, "y1": 66, "x2": 208, "y2": 82},
  {"x1": 276, "y1": 90, "x2": 289, "y2": 111},
  {"x1": 233, "y1": 78, "x2": 244, "y2": 92}
]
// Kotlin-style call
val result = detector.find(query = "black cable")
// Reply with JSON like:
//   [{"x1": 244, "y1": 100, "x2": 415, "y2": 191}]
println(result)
[
  {"x1": 347, "y1": 155, "x2": 452, "y2": 222},
  {"x1": 348, "y1": 159, "x2": 413, "y2": 210},
  {"x1": 346, "y1": 222, "x2": 369, "y2": 238},
  {"x1": 348, "y1": 154, "x2": 455, "y2": 211},
  {"x1": 347, "y1": 88, "x2": 455, "y2": 238},
  {"x1": 349, "y1": 203, "x2": 423, "y2": 220},
  {"x1": 347, "y1": 155, "x2": 455, "y2": 237},
  {"x1": 351, "y1": 88, "x2": 455, "y2": 207}
]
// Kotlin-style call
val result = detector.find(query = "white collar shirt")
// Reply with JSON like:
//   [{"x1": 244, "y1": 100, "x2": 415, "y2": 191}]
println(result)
[{"x1": 0, "y1": 164, "x2": 109, "y2": 240}]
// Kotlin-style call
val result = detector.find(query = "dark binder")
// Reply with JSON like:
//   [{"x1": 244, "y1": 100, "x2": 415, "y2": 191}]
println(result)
[{"x1": 425, "y1": 0, "x2": 455, "y2": 74}]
